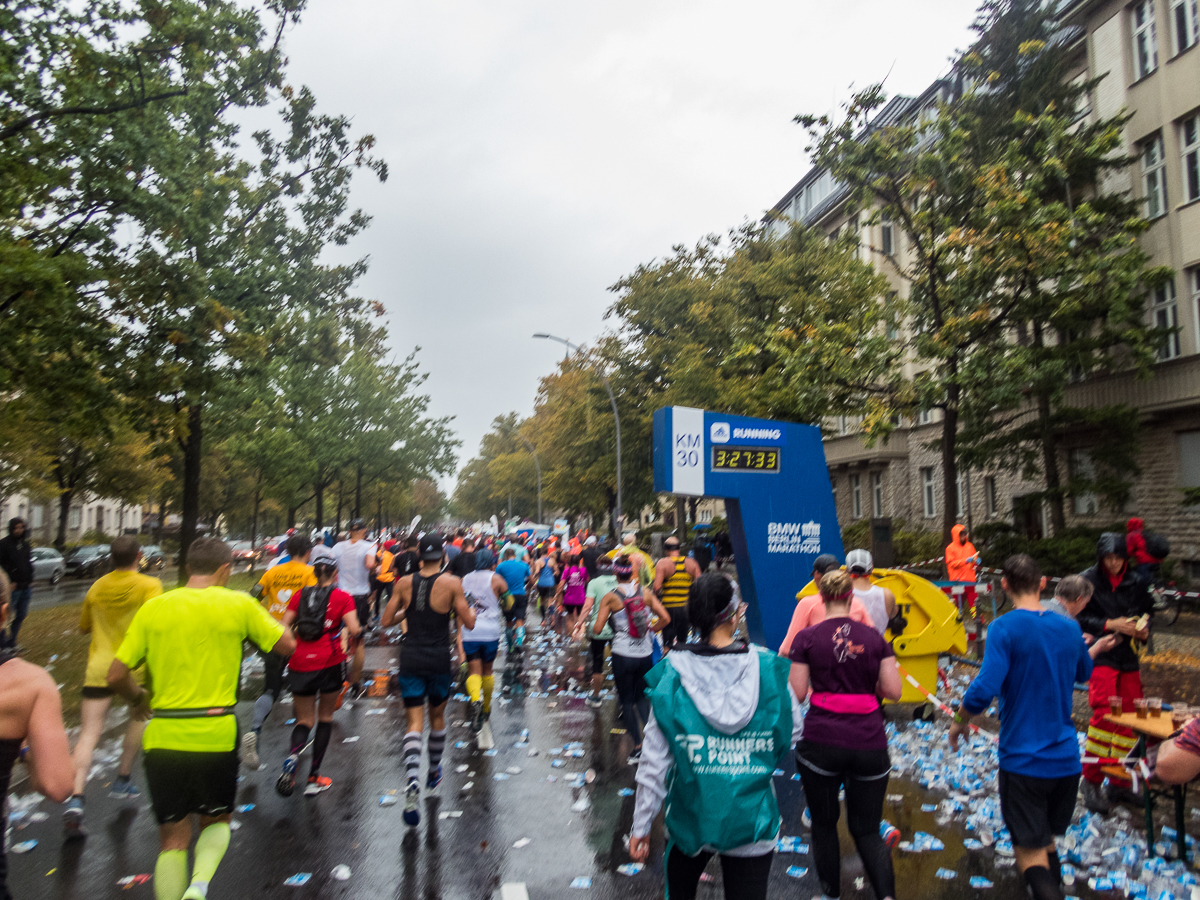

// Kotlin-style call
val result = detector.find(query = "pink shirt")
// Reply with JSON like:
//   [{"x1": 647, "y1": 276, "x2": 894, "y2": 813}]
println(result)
[{"x1": 778, "y1": 594, "x2": 872, "y2": 656}]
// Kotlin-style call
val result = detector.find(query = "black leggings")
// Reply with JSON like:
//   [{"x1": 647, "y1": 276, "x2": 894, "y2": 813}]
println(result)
[
  {"x1": 588, "y1": 638, "x2": 610, "y2": 678},
  {"x1": 610, "y1": 652, "x2": 651, "y2": 746},
  {"x1": 666, "y1": 845, "x2": 773, "y2": 900},
  {"x1": 795, "y1": 740, "x2": 894, "y2": 900}
]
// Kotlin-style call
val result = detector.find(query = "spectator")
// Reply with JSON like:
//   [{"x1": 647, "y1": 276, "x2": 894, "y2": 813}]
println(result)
[
  {"x1": 1124, "y1": 517, "x2": 1164, "y2": 587},
  {"x1": 1041, "y1": 575, "x2": 1120, "y2": 662},
  {"x1": 777, "y1": 554, "x2": 872, "y2": 656},
  {"x1": 945, "y1": 524, "x2": 981, "y2": 583},
  {"x1": 1077, "y1": 533, "x2": 1153, "y2": 813},
  {"x1": 0, "y1": 518, "x2": 33, "y2": 649},
  {"x1": 1154, "y1": 715, "x2": 1200, "y2": 785},
  {"x1": 951, "y1": 554, "x2": 1092, "y2": 900}
]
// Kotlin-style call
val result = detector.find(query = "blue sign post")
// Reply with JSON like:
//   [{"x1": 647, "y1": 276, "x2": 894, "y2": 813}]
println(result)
[{"x1": 653, "y1": 406, "x2": 843, "y2": 649}]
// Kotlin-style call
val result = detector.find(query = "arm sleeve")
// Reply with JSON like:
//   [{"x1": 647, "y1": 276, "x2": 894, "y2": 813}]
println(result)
[
  {"x1": 788, "y1": 684, "x2": 805, "y2": 746},
  {"x1": 961, "y1": 624, "x2": 1008, "y2": 715},
  {"x1": 115, "y1": 607, "x2": 148, "y2": 669},
  {"x1": 632, "y1": 711, "x2": 672, "y2": 837},
  {"x1": 245, "y1": 597, "x2": 287, "y2": 652}
]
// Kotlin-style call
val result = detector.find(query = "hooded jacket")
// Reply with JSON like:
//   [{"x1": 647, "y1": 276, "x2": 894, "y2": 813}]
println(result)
[
  {"x1": 1124, "y1": 517, "x2": 1157, "y2": 566},
  {"x1": 945, "y1": 524, "x2": 979, "y2": 582},
  {"x1": 0, "y1": 521, "x2": 32, "y2": 587},
  {"x1": 1078, "y1": 532, "x2": 1153, "y2": 672},
  {"x1": 631, "y1": 644, "x2": 804, "y2": 856}
]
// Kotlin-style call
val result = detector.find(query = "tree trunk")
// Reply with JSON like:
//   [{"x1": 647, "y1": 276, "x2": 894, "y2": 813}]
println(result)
[
  {"x1": 178, "y1": 402, "x2": 203, "y2": 586},
  {"x1": 940, "y1": 384, "x2": 959, "y2": 547},
  {"x1": 314, "y1": 482, "x2": 324, "y2": 531},
  {"x1": 251, "y1": 476, "x2": 262, "y2": 549},
  {"x1": 1038, "y1": 392, "x2": 1066, "y2": 536},
  {"x1": 675, "y1": 496, "x2": 687, "y2": 539},
  {"x1": 287, "y1": 505, "x2": 298, "y2": 529},
  {"x1": 55, "y1": 489, "x2": 74, "y2": 552},
  {"x1": 687, "y1": 497, "x2": 698, "y2": 529}
]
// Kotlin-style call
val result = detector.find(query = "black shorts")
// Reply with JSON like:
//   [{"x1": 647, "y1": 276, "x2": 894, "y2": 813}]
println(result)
[
  {"x1": 287, "y1": 664, "x2": 344, "y2": 697},
  {"x1": 352, "y1": 593, "x2": 371, "y2": 626},
  {"x1": 660, "y1": 605, "x2": 690, "y2": 647},
  {"x1": 81, "y1": 686, "x2": 114, "y2": 699},
  {"x1": 505, "y1": 594, "x2": 528, "y2": 623},
  {"x1": 144, "y1": 749, "x2": 239, "y2": 824},
  {"x1": 998, "y1": 769, "x2": 1080, "y2": 848},
  {"x1": 588, "y1": 638, "x2": 610, "y2": 676}
]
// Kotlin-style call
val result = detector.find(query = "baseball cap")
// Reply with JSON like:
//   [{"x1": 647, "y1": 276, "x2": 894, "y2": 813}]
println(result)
[
  {"x1": 349, "y1": 517, "x2": 368, "y2": 531},
  {"x1": 812, "y1": 553, "x2": 841, "y2": 575},
  {"x1": 585, "y1": 536, "x2": 598, "y2": 546},
  {"x1": 419, "y1": 534, "x2": 444, "y2": 561},
  {"x1": 846, "y1": 549, "x2": 873, "y2": 575},
  {"x1": 310, "y1": 546, "x2": 337, "y2": 567}
]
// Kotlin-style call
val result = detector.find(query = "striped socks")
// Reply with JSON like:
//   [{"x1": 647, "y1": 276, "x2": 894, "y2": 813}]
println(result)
[
  {"x1": 428, "y1": 729, "x2": 447, "y2": 768},
  {"x1": 403, "y1": 731, "x2": 422, "y2": 784}
]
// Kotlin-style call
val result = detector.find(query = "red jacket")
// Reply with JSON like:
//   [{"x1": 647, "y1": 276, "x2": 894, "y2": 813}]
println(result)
[{"x1": 1125, "y1": 517, "x2": 1156, "y2": 565}]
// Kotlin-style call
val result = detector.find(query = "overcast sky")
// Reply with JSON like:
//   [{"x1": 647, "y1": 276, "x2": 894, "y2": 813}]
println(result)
[{"x1": 275, "y1": 0, "x2": 981, "y2": 478}]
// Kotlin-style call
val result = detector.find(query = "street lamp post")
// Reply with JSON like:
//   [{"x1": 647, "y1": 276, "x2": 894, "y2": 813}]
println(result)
[
  {"x1": 533, "y1": 333, "x2": 623, "y2": 539},
  {"x1": 517, "y1": 433, "x2": 543, "y2": 524}
]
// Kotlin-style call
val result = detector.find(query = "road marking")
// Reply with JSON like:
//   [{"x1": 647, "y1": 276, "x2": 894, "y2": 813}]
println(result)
[{"x1": 500, "y1": 883, "x2": 529, "y2": 900}]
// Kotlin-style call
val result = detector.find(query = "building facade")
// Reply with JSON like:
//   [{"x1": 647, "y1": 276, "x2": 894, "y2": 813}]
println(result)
[
  {"x1": 766, "y1": 0, "x2": 1200, "y2": 575},
  {"x1": 0, "y1": 491, "x2": 144, "y2": 544}
]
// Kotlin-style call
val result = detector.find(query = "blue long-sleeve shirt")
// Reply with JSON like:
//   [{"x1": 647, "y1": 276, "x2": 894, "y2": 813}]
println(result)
[{"x1": 962, "y1": 608, "x2": 1092, "y2": 778}]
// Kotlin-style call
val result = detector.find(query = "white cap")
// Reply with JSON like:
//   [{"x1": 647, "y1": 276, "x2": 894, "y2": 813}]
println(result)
[
  {"x1": 585, "y1": 536, "x2": 598, "y2": 546},
  {"x1": 845, "y1": 549, "x2": 873, "y2": 574}
]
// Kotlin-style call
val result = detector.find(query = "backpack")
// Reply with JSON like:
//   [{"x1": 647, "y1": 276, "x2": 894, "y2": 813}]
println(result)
[
  {"x1": 1144, "y1": 533, "x2": 1170, "y2": 560},
  {"x1": 614, "y1": 587, "x2": 651, "y2": 639},
  {"x1": 294, "y1": 586, "x2": 334, "y2": 642}
]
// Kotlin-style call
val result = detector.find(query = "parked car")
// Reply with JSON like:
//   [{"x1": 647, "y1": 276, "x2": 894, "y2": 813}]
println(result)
[
  {"x1": 65, "y1": 544, "x2": 112, "y2": 579},
  {"x1": 229, "y1": 541, "x2": 257, "y2": 566},
  {"x1": 31, "y1": 547, "x2": 65, "y2": 585},
  {"x1": 138, "y1": 545, "x2": 167, "y2": 572}
]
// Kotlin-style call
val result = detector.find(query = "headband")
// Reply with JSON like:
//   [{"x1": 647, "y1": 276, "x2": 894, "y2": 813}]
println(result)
[
  {"x1": 612, "y1": 562, "x2": 634, "y2": 577},
  {"x1": 823, "y1": 589, "x2": 853, "y2": 604},
  {"x1": 714, "y1": 593, "x2": 740, "y2": 625}
]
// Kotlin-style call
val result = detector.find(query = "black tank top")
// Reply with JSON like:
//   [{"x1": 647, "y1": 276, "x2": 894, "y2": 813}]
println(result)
[
  {"x1": 400, "y1": 572, "x2": 452, "y2": 675},
  {"x1": 0, "y1": 649, "x2": 27, "y2": 900}
]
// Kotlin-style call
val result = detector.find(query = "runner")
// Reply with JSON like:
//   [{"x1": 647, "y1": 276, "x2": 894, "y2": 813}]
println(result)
[
  {"x1": 243, "y1": 534, "x2": 316, "y2": 769},
  {"x1": 845, "y1": 549, "x2": 897, "y2": 635},
  {"x1": 950, "y1": 555, "x2": 1093, "y2": 900},
  {"x1": 653, "y1": 536, "x2": 702, "y2": 649},
  {"x1": 460, "y1": 554, "x2": 508, "y2": 733},
  {"x1": 555, "y1": 552, "x2": 588, "y2": 637},
  {"x1": 581, "y1": 535, "x2": 603, "y2": 579},
  {"x1": 63, "y1": 535, "x2": 162, "y2": 838},
  {"x1": 500, "y1": 534, "x2": 528, "y2": 562},
  {"x1": 787, "y1": 569, "x2": 902, "y2": 900},
  {"x1": 389, "y1": 534, "x2": 420, "y2": 582},
  {"x1": 575, "y1": 555, "x2": 617, "y2": 708},
  {"x1": 630, "y1": 573, "x2": 802, "y2": 900},
  {"x1": 447, "y1": 537, "x2": 477, "y2": 579},
  {"x1": 332, "y1": 519, "x2": 376, "y2": 696},
  {"x1": 495, "y1": 547, "x2": 531, "y2": 653},
  {"x1": 606, "y1": 534, "x2": 654, "y2": 584},
  {"x1": 381, "y1": 535, "x2": 475, "y2": 827},
  {"x1": 592, "y1": 555, "x2": 670, "y2": 764},
  {"x1": 777, "y1": 554, "x2": 872, "y2": 656},
  {"x1": 275, "y1": 546, "x2": 360, "y2": 797},
  {"x1": 532, "y1": 547, "x2": 558, "y2": 616},
  {"x1": 108, "y1": 537, "x2": 296, "y2": 900},
  {"x1": 372, "y1": 540, "x2": 395, "y2": 622}
]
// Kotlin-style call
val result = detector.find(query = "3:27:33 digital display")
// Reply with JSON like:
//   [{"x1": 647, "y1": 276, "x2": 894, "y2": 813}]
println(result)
[{"x1": 711, "y1": 446, "x2": 780, "y2": 472}]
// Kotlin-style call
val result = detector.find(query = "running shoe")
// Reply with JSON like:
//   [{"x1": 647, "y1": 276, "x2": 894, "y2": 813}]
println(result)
[
  {"x1": 627, "y1": 748, "x2": 642, "y2": 766},
  {"x1": 304, "y1": 775, "x2": 333, "y2": 796},
  {"x1": 334, "y1": 681, "x2": 351, "y2": 711},
  {"x1": 470, "y1": 700, "x2": 484, "y2": 733},
  {"x1": 240, "y1": 731, "x2": 260, "y2": 769},
  {"x1": 426, "y1": 764, "x2": 443, "y2": 792},
  {"x1": 276, "y1": 754, "x2": 299, "y2": 797},
  {"x1": 585, "y1": 693, "x2": 603, "y2": 709},
  {"x1": 801, "y1": 807, "x2": 812, "y2": 829},
  {"x1": 62, "y1": 795, "x2": 86, "y2": 839},
  {"x1": 403, "y1": 779, "x2": 421, "y2": 826},
  {"x1": 108, "y1": 776, "x2": 141, "y2": 800}
]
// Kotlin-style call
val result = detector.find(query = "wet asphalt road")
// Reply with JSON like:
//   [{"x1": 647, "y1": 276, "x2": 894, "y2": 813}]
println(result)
[{"x1": 8, "y1": 623, "x2": 1040, "y2": 899}]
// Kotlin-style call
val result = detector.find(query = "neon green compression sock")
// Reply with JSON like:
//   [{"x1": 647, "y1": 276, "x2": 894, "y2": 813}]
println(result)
[
  {"x1": 180, "y1": 821, "x2": 231, "y2": 899},
  {"x1": 154, "y1": 849, "x2": 188, "y2": 900}
]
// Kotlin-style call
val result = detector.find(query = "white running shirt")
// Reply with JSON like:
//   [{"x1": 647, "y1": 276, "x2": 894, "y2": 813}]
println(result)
[
  {"x1": 854, "y1": 584, "x2": 889, "y2": 635},
  {"x1": 461, "y1": 569, "x2": 502, "y2": 642},
  {"x1": 333, "y1": 539, "x2": 376, "y2": 596}
]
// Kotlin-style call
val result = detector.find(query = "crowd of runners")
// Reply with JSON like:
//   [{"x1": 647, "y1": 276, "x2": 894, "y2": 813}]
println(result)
[{"x1": 0, "y1": 518, "x2": 1196, "y2": 900}]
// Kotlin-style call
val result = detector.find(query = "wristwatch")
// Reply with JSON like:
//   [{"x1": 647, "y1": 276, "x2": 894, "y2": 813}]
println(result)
[{"x1": 953, "y1": 710, "x2": 970, "y2": 725}]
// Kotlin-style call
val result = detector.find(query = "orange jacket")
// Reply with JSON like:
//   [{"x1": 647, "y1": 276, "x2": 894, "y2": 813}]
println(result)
[{"x1": 945, "y1": 524, "x2": 979, "y2": 582}]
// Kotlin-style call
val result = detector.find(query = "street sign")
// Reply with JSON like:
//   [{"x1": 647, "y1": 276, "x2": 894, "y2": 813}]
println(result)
[{"x1": 653, "y1": 406, "x2": 843, "y2": 649}]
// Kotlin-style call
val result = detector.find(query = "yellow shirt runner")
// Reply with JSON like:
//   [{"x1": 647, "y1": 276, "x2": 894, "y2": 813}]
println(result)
[
  {"x1": 81, "y1": 569, "x2": 163, "y2": 688},
  {"x1": 255, "y1": 559, "x2": 317, "y2": 621}
]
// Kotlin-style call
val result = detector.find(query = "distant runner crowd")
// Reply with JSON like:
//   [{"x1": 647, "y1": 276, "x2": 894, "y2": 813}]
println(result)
[{"x1": 0, "y1": 518, "x2": 1195, "y2": 900}]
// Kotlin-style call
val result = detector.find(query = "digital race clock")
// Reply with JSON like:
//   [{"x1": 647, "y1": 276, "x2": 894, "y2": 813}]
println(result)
[{"x1": 711, "y1": 446, "x2": 780, "y2": 472}]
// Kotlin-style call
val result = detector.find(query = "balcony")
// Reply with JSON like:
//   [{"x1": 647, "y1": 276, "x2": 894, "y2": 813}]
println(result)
[
  {"x1": 1063, "y1": 354, "x2": 1200, "y2": 415},
  {"x1": 823, "y1": 430, "x2": 911, "y2": 468}
]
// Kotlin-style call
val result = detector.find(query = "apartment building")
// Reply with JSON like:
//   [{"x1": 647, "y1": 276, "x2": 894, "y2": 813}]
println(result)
[
  {"x1": 0, "y1": 491, "x2": 144, "y2": 544},
  {"x1": 765, "y1": 0, "x2": 1200, "y2": 572}
]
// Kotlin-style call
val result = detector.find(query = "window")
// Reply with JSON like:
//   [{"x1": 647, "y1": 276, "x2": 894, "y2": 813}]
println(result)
[
  {"x1": 699, "y1": 508, "x2": 713, "y2": 524},
  {"x1": 1070, "y1": 449, "x2": 1100, "y2": 515},
  {"x1": 68, "y1": 506, "x2": 81, "y2": 530},
  {"x1": 881, "y1": 216, "x2": 895, "y2": 256},
  {"x1": 1133, "y1": 0, "x2": 1159, "y2": 78},
  {"x1": 30, "y1": 505, "x2": 44, "y2": 528},
  {"x1": 1181, "y1": 430, "x2": 1200, "y2": 487},
  {"x1": 1183, "y1": 114, "x2": 1200, "y2": 203},
  {"x1": 1171, "y1": 0, "x2": 1199, "y2": 53},
  {"x1": 984, "y1": 476, "x2": 997, "y2": 517},
  {"x1": 850, "y1": 474, "x2": 862, "y2": 519},
  {"x1": 921, "y1": 467, "x2": 936, "y2": 518},
  {"x1": 1143, "y1": 134, "x2": 1168, "y2": 218},
  {"x1": 837, "y1": 415, "x2": 850, "y2": 435},
  {"x1": 1151, "y1": 279, "x2": 1180, "y2": 359},
  {"x1": 1191, "y1": 268, "x2": 1200, "y2": 351},
  {"x1": 917, "y1": 409, "x2": 933, "y2": 426},
  {"x1": 955, "y1": 472, "x2": 965, "y2": 518},
  {"x1": 871, "y1": 472, "x2": 884, "y2": 518}
]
